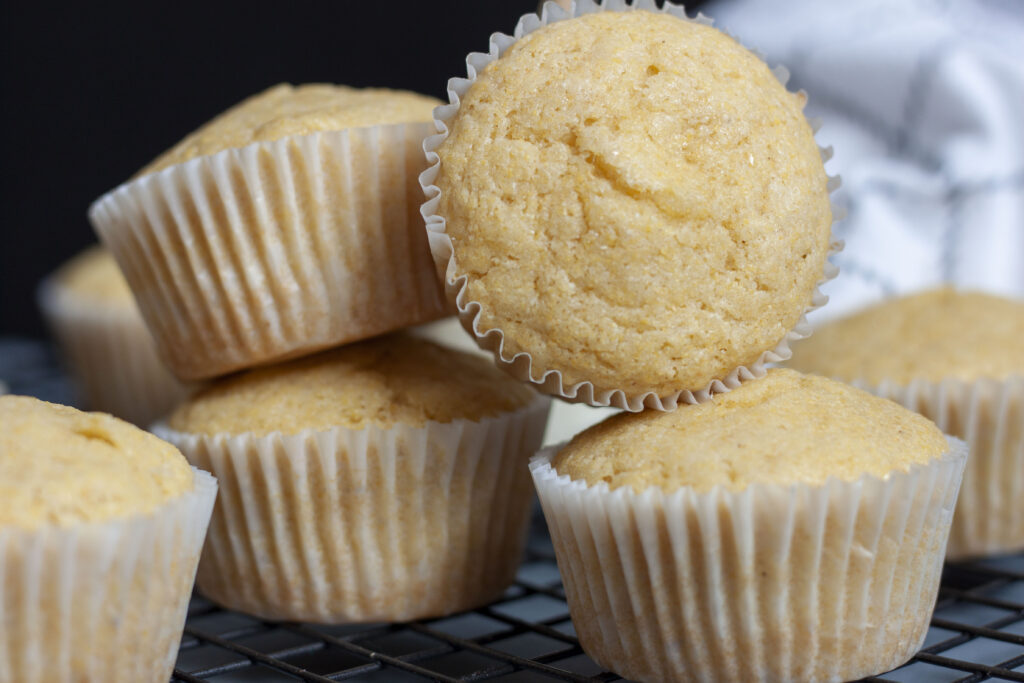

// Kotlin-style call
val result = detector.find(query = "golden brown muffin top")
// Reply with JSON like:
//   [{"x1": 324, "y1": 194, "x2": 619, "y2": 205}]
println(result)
[
  {"x1": 434, "y1": 11, "x2": 832, "y2": 396},
  {"x1": 53, "y1": 246, "x2": 134, "y2": 306},
  {"x1": 140, "y1": 83, "x2": 440, "y2": 175},
  {"x1": 0, "y1": 395, "x2": 193, "y2": 529},
  {"x1": 168, "y1": 334, "x2": 538, "y2": 436},
  {"x1": 553, "y1": 369, "x2": 947, "y2": 493},
  {"x1": 788, "y1": 288, "x2": 1024, "y2": 384}
]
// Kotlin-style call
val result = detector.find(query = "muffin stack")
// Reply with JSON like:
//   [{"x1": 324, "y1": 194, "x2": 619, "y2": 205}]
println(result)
[
  {"x1": 88, "y1": 83, "x2": 552, "y2": 625},
  {"x1": 6, "y1": 2, "x2": 1004, "y2": 682},
  {"x1": 90, "y1": 83, "x2": 450, "y2": 380},
  {"x1": 421, "y1": 3, "x2": 971, "y2": 682}
]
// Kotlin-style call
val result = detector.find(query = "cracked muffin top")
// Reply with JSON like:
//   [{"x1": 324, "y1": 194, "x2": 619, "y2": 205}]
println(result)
[
  {"x1": 552, "y1": 369, "x2": 947, "y2": 493},
  {"x1": 0, "y1": 395, "x2": 193, "y2": 529},
  {"x1": 434, "y1": 10, "x2": 832, "y2": 397},
  {"x1": 788, "y1": 288, "x2": 1024, "y2": 384},
  {"x1": 140, "y1": 83, "x2": 440, "y2": 176},
  {"x1": 167, "y1": 333, "x2": 538, "y2": 436}
]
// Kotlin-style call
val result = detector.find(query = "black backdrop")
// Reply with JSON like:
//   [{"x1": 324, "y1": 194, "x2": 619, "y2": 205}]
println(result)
[{"x1": 0, "y1": 0, "x2": 707, "y2": 338}]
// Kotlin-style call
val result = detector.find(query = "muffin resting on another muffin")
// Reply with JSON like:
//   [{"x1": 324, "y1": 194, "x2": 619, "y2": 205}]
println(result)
[
  {"x1": 137, "y1": 83, "x2": 440, "y2": 177},
  {"x1": 91, "y1": 83, "x2": 448, "y2": 381},
  {"x1": 432, "y1": 10, "x2": 833, "y2": 401}
]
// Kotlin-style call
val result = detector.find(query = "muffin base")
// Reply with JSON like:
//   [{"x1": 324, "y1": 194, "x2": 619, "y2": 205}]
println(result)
[
  {"x1": 420, "y1": 0, "x2": 843, "y2": 411},
  {"x1": 155, "y1": 399, "x2": 550, "y2": 623},
  {"x1": 530, "y1": 438, "x2": 967, "y2": 683},
  {"x1": 90, "y1": 122, "x2": 448, "y2": 381},
  {"x1": 0, "y1": 469, "x2": 216, "y2": 683}
]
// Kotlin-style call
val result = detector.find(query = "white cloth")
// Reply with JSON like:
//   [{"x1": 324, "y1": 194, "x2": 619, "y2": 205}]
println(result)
[{"x1": 707, "y1": 0, "x2": 1024, "y2": 320}]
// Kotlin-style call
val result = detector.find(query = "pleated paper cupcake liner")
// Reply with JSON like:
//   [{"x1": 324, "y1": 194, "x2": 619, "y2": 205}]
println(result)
[
  {"x1": 530, "y1": 438, "x2": 967, "y2": 683},
  {"x1": 420, "y1": 0, "x2": 843, "y2": 412},
  {"x1": 857, "y1": 375, "x2": 1024, "y2": 560},
  {"x1": 154, "y1": 398, "x2": 550, "y2": 623},
  {"x1": 0, "y1": 468, "x2": 217, "y2": 683},
  {"x1": 90, "y1": 121, "x2": 449, "y2": 381},
  {"x1": 37, "y1": 279, "x2": 191, "y2": 426}
]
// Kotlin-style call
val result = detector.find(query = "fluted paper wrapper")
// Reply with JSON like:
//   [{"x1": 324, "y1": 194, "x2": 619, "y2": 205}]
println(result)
[
  {"x1": 0, "y1": 469, "x2": 216, "y2": 683},
  {"x1": 530, "y1": 439, "x2": 967, "y2": 683},
  {"x1": 858, "y1": 376, "x2": 1024, "y2": 560},
  {"x1": 420, "y1": 0, "x2": 843, "y2": 412},
  {"x1": 90, "y1": 122, "x2": 448, "y2": 381},
  {"x1": 37, "y1": 279, "x2": 190, "y2": 426},
  {"x1": 154, "y1": 399, "x2": 550, "y2": 622}
]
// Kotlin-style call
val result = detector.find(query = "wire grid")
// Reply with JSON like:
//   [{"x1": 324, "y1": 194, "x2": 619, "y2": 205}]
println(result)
[
  {"x1": 172, "y1": 510, "x2": 1024, "y2": 683},
  {"x1": 2, "y1": 340, "x2": 1021, "y2": 682}
]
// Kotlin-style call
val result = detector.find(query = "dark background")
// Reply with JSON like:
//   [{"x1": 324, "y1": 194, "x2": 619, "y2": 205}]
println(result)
[{"x1": 3, "y1": 1, "x2": 718, "y2": 339}]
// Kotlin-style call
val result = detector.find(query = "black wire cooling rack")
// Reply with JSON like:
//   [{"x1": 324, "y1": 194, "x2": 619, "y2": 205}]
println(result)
[
  {"x1": 2, "y1": 339, "x2": 1022, "y2": 682},
  {"x1": 170, "y1": 506, "x2": 1024, "y2": 683}
]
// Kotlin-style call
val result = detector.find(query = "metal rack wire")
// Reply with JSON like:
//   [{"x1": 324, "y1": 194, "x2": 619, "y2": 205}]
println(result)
[
  {"x1": 3, "y1": 341, "x2": 1021, "y2": 682},
  {"x1": 172, "y1": 511, "x2": 1024, "y2": 683}
]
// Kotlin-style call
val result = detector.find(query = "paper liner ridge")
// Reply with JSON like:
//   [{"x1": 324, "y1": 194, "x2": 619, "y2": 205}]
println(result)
[
  {"x1": 154, "y1": 399, "x2": 550, "y2": 622},
  {"x1": 419, "y1": 0, "x2": 844, "y2": 411}
]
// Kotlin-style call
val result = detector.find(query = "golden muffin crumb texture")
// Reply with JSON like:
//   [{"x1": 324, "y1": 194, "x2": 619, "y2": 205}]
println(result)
[
  {"x1": 0, "y1": 395, "x2": 193, "y2": 529},
  {"x1": 140, "y1": 83, "x2": 441, "y2": 175},
  {"x1": 789, "y1": 288, "x2": 1024, "y2": 384},
  {"x1": 553, "y1": 369, "x2": 948, "y2": 493},
  {"x1": 435, "y1": 11, "x2": 832, "y2": 395},
  {"x1": 53, "y1": 246, "x2": 135, "y2": 305},
  {"x1": 168, "y1": 333, "x2": 538, "y2": 436}
]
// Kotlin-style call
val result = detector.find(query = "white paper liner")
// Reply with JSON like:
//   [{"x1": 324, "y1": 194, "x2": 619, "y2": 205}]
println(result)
[
  {"x1": 530, "y1": 438, "x2": 967, "y2": 683},
  {"x1": 89, "y1": 122, "x2": 449, "y2": 381},
  {"x1": 153, "y1": 398, "x2": 550, "y2": 623},
  {"x1": 37, "y1": 278, "x2": 191, "y2": 426},
  {"x1": 0, "y1": 468, "x2": 216, "y2": 683},
  {"x1": 855, "y1": 376, "x2": 1024, "y2": 560},
  {"x1": 419, "y1": 0, "x2": 844, "y2": 412}
]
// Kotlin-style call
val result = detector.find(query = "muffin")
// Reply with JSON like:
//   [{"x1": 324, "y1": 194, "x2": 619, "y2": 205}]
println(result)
[
  {"x1": 90, "y1": 83, "x2": 448, "y2": 380},
  {"x1": 154, "y1": 334, "x2": 550, "y2": 622},
  {"x1": 0, "y1": 395, "x2": 216, "y2": 683},
  {"x1": 789, "y1": 288, "x2": 1024, "y2": 559},
  {"x1": 531, "y1": 369, "x2": 966, "y2": 683},
  {"x1": 38, "y1": 246, "x2": 189, "y2": 426},
  {"x1": 422, "y1": 4, "x2": 838, "y2": 410}
]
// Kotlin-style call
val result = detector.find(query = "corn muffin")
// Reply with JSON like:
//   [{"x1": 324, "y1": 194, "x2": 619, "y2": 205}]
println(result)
[
  {"x1": 0, "y1": 395, "x2": 216, "y2": 683},
  {"x1": 90, "y1": 83, "x2": 448, "y2": 380},
  {"x1": 156, "y1": 334, "x2": 550, "y2": 622},
  {"x1": 38, "y1": 246, "x2": 189, "y2": 426},
  {"x1": 789, "y1": 288, "x2": 1024, "y2": 559},
  {"x1": 424, "y1": 7, "x2": 835, "y2": 409},
  {"x1": 532, "y1": 369, "x2": 966, "y2": 683}
]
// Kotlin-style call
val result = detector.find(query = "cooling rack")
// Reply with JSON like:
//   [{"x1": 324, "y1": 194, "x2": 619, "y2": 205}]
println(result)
[
  {"x1": 2, "y1": 339, "x2": 1021, "y2": 682},
  {"x1": 169, "y1": 511, "x2": 1024, "y2": 683}
]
